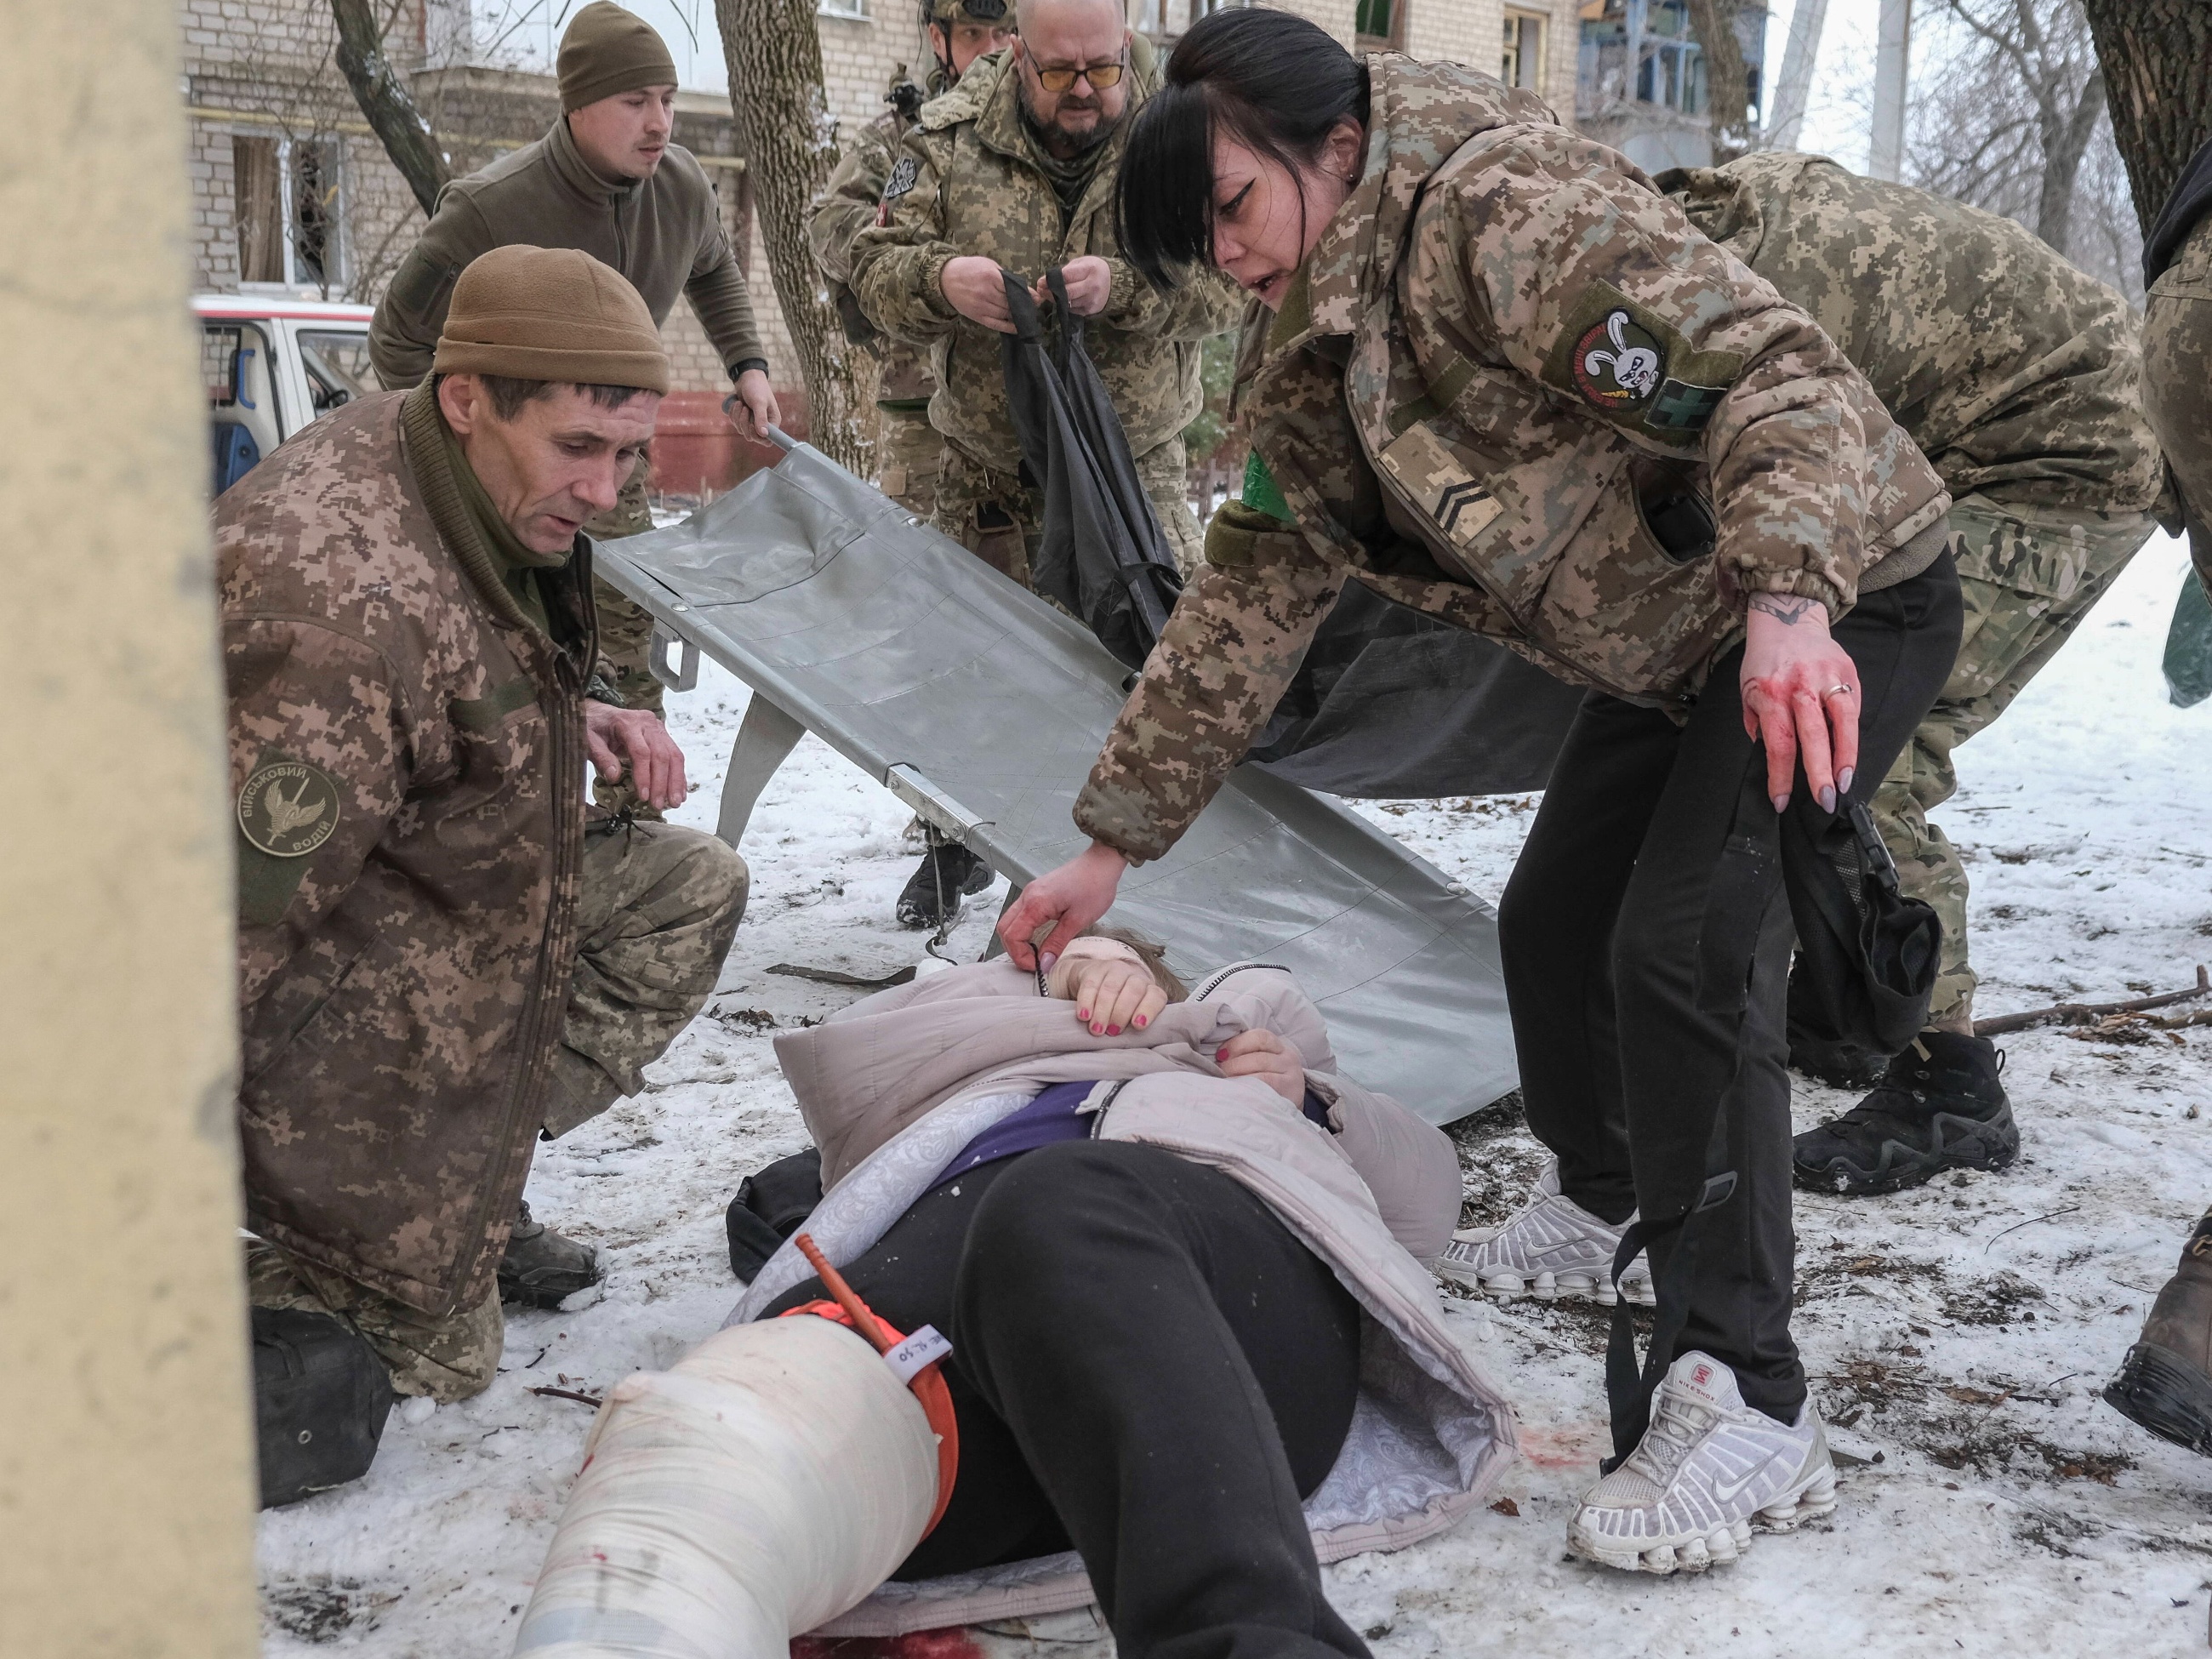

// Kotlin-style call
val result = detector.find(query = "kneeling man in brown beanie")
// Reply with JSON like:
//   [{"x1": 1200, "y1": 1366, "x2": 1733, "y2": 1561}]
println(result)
[{"x1": 225, "y1": 246, "x2": 750, "y2": 1504}]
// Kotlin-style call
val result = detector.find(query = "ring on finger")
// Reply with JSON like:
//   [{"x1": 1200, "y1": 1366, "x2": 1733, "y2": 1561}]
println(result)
[{"x1": 1821, "y1": 684, "x2": 1854, "y2": 699}]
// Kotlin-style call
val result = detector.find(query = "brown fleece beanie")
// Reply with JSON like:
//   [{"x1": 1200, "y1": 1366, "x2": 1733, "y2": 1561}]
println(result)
[
  {"x1": 557, "y1": 1, "x2": 678, "y2": 111},
  {"x1": 431, "y1": 246, "x2": 670, "y2": 393}
]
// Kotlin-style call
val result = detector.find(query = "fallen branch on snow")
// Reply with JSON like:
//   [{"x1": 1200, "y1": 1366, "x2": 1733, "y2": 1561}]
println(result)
[{"x1": 1972, "y1": 965, "x2": 2210, "y2": 1036}]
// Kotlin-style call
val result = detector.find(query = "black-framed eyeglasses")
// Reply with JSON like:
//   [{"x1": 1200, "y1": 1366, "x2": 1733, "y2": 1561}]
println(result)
[{"x1": 1028, "y1": 48, "x2": 1126, "y2": 92}]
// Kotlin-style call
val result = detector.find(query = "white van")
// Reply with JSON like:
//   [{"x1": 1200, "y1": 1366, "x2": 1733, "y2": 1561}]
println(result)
[{"x1": 197, "y1": 294, "x2": 376, "y2": 498}]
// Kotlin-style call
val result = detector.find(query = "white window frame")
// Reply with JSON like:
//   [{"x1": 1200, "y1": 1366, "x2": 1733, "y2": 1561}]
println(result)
[
  {"x1": 1502, "y1": 7, "x2": 1547, "y2": 93},
  {"x1": 817, "y1": 0, "x2": 869, "y2": 19}
]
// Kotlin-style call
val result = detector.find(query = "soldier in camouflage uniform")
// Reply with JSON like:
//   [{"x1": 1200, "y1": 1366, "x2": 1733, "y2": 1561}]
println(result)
[
  {"x1": 999, "y1": 13, "x2": 1967, "y2": 1571},
  {"x1": 849, "y1": 0, "x2": 1242, "y2": 587},
  {"x1": 1660, "y1": 153, "x2": 2164, "y2": 1195},
  {"x1": 2106, "y1": 138, "x2": 2212, "y2": 1466},
  {"x1": 225, "y1": 249, "x2": 748, "y2": 1427},
  {"x1": 807, "y1": 0, "x2": 1016, "y2": 524},
  {"x1": 847, "y1": 0, "x2": 1236, "y2": 926}
]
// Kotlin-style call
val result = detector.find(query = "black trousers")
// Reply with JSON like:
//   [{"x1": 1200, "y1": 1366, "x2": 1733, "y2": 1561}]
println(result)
[
  {"x1": 1497, "y1": 558, "x2": 1963, "y2": 1421},
  {"x1": 765, "y1": 1139, "x2": 1369, "y2": 1659}
]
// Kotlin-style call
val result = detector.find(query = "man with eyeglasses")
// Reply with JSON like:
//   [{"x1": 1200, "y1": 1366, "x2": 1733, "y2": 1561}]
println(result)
[{"x1": 851, "y1": 0, "x2": 1240, "y2": 601}]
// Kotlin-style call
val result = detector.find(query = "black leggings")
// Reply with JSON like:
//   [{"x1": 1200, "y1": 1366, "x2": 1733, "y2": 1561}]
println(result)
[
  {"x1": 764, "y1": 1138, "x2": 1369, "y2": 1659},
  {"x1": 1498, "y1": 556, "x2": 1964, "y2": 1422}
]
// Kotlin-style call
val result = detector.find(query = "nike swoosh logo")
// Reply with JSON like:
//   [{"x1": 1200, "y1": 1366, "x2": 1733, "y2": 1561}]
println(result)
[{"x1": 1709, "y1": 1451, "x2": 1782, "y2": 1506}]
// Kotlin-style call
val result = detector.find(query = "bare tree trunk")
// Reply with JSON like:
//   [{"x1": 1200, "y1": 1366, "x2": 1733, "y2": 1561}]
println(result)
[
  {"x1": 713, "y1": 0, "x2": 869, "y2": 470},
  {"x1": 2034, "y1": 66, "x2": 2104, "y2": 254},
  {"x1": 1684, "y1": 0, "x2": 1752, "y2": 162},
  {"x1": 328, "y1": 0, "x2": 448, "y2": 217},
  {"x1": 2080, "y1": 0, "x2": 2212, "y2": 231}
]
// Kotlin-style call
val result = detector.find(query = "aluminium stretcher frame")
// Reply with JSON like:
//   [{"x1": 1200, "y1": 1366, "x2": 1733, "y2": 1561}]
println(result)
[{"x1": 595, "y1": 430, "x2": 1519, "y2": 1126}]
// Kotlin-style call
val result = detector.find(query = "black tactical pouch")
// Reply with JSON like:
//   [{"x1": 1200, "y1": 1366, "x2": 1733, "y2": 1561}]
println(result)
[
  {"x1": 1780, "y1": 798, "x2": 1944, "y2": 1066},
  {"x1": 727, "y1": 1146, "x2": 825, "y2": 1282},
  {"x1": 253, "y1": 1306, "x2": 396, "y2": 1508}
]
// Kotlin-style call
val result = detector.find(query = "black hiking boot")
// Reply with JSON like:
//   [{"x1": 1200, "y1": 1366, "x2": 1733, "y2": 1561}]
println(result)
[
  {"x1": 2106, "y1": 1209, "x2": 2212, "y2": 1457},
  {"x1": 498, "y1": 1200, "x2": 602, "y2": 1308},
  {"x1": 1792, "y1": 1030, "x2": 2018, "y2": 1196},
  {"x1": 895, "y1": 840, "x2": 992, "y2": 929}
]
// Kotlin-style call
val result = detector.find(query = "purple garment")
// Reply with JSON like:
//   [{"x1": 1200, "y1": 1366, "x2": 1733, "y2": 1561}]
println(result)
[
  {"x1": 928, "y1": 1077, "x2": 1337, "y2": 1193},
  {"x1": 930, "y1": 1080, "x2": 1101, "y2": 1190}
]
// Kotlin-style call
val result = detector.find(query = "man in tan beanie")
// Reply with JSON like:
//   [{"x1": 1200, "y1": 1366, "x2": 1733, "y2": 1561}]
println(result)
[
  {"x1": 371, "y1": 0, "x2": 778, "y2": 818},
  {"x1": 225, "y1": 247, "x2": 750, "y2": 1497}
]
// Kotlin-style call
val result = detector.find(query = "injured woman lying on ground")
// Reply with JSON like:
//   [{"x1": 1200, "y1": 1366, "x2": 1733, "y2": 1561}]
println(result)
[{"x1": 510, "y1": 932, "x2": 1518, "y2": 1658}]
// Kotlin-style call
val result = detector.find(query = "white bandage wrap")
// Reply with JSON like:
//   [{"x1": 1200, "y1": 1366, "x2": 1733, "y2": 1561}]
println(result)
[{"x1": 512, "y1": 1315, "x2": 939, "y2": 1657}]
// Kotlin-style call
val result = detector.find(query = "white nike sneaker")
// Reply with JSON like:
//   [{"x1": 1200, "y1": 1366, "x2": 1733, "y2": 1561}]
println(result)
[
  {"x1": 1569, "y1": 1351, "x2": 1836, "y2": 1575},
  {"x1": 1438, "y1": 1160, "x2": 1653, "y2": 1306}
]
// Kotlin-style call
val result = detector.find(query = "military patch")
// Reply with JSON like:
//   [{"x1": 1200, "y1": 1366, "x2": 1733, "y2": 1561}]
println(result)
[
  {"x1": 882, "y1": 156, "x2": 920, "y2": 202},
  {"x1": 1543, "y1": 282, "x2": 1746, "y2": 448},
  {"x1": 237, "y1": 761, "x2": 340, "y2": 858},
  {"x1": 1571, "y1": 308, "x2": 1665, "y2": 411}
]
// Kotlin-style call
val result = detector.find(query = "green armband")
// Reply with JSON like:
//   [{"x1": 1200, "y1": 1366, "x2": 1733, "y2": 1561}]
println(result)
[{"x1": 1240, "y1": 450, "x2": 1296, "y2": 524}]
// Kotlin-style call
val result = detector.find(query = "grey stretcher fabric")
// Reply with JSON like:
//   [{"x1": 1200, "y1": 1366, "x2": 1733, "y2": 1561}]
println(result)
[{"x1": 593, "y1": 440, "x2": 1519, "y2": 1123}]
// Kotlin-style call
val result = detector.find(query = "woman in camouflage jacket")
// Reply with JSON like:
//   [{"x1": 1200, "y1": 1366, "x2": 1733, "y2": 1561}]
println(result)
[{"x1": 997, "y1": 8, "x2": 1967, "y2": 1580}]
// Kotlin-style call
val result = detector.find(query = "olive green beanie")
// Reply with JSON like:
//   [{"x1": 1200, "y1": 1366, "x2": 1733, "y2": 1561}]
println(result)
[
  {"x1": 557, "y1": 1, "x2": 679, "y2": 111},
  {"x1": 431, "y1": 246, "x2": 670, "y2": 394}
]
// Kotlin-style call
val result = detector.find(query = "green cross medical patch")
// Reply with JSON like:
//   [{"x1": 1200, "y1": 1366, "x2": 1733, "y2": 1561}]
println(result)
[{"x1": 1544, "y1": 282, "x2": 1742, "y2": 446}]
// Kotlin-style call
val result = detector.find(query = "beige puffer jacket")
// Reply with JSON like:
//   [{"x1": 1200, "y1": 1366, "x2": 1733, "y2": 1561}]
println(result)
[{"x1": 730, "y1": 960, "x2": 1517, "y2": 1636}]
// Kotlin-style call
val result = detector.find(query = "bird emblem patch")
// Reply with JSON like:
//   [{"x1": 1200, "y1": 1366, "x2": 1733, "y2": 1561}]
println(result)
[
  {"x1": 237, "y1": 761, "x2": 339, "y2": 858},
  {"x1": 883, "y1": 156, "x2": 920, "y2": 202},
  {"x1": 1573, "y1": 308, "x2": 1664, "y2": 409}
]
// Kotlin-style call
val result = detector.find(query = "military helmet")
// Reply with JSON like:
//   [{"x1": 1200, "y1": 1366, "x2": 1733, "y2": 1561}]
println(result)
[{"x1": 923, "y1": 0, "x2": 1009, "y2": 25}]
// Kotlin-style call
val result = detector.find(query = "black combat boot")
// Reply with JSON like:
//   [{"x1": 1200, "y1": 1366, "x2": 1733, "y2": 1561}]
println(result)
[
  {"x1": 1792, "y1": 1030, "x2": 2018, "y2": 1195},
  {"x1": 253, "y1": 1307, "x2": 396, "y2": 1508},
  {"x1": 2106, "y1": 1209, "x2": 2212, "y2": 1457},
  {"x1": 895, "y1": 839, "x2": 992, "y2": 929},
  {"x1": 498, "y1": 1200, "x2": 602, "y2": 1308}
]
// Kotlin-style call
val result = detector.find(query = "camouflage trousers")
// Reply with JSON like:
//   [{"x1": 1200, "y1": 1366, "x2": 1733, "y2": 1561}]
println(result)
[
  {"x1": 1873, "y1": 492, "x2": 2156, "y2": 1029},
  {"x1": 875, "y1": 402, "x2": 944, "y2": 523},
  {"x1": 2144, "y1": 214, "x2": 2212, "y2": 599},
  {"x1": 247, "y1": 818, "x2": 747, "y2": 1400},
  {"x1": 586, "y1": 465, "x2": 666, "y2": 817},
  {"x1": 932, "y1": 434, "x2": 1202, "y2": 590}
]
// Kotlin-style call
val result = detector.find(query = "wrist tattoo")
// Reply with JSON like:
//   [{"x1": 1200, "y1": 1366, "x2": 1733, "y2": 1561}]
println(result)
[{"x1": 1750, "y1": 593, "x2": 1826, "y2": 626}]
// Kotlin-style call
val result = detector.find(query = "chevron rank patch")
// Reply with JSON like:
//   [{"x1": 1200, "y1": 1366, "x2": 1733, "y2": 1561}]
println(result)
[{"x1": 238, "y1": 760, "x2": 340, "y2": 858}]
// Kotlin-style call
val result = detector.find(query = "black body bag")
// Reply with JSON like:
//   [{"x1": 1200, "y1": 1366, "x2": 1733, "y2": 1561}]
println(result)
[{"x1": 998, "y1": 268, "x2": 1183, "y2": 670}]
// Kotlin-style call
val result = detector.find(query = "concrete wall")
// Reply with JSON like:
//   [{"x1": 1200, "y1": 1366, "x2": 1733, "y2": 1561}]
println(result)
[{"x1": 2, "y1": 0, "x2": 259, "y2": 1652}]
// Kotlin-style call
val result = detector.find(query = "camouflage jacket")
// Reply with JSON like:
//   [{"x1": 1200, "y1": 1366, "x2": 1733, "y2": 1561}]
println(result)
[
  {"x1": 848, "y1": 49, "x2": 1244, "y2": 465},
  {"x1": 807, "y1": 92, "x2": 937, "y2": 406},
  {"x1": 220, "y1": 390, "x2": 596, "y2": 1317},
  {"x1": 1072, "y1": 57, "x2": 1949, "y2": 863},
  {"x1": 1666, "y1": 151, "x2": 2163, "y2": 518}
]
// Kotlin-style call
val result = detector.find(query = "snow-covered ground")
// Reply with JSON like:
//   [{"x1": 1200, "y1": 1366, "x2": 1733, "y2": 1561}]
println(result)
[{"x1": 260, "y1": 536, "x2": 2212, "y2": 1656}]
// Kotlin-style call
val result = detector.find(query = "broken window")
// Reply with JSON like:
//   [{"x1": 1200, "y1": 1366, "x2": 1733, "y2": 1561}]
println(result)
[{"x1": 231, "y1": 133, "x2": 344, "y2": 290}]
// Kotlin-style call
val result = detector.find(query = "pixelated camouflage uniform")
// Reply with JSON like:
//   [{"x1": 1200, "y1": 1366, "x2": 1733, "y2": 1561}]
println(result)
[
  {"x1": 808, "y1": 68, "x2": 949, "y2": 523},
  {"x1": 1072, "y1": 58, "x2": 1949, "y2": 863},
  {"x1": 220, "y1": 385, "x2": 747, "y2": 1398},
  {"x1": 2146, "y1": 212, "x2": 2212, "y2": 602},
  {"x1": 1670, "y1": 153, "x2": 2165, "y2": 1029},
  {"x1": 849, "y1": 48, "x2": 1244, "y2": 584}
]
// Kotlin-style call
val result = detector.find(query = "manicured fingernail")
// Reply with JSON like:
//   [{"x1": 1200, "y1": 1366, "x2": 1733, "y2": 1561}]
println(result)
[
  {"x1": 1091, "y1": 1022, "x2": 1103, "y2": 1035},
  {"x1": 1040, "y1": 953, "x2": 1058, "y2": 974},
  {"x1": 1838, "y1": 767, "x2": 1855, "y2": 794},
  {"x1": 1134, "y1": 1014, "x2": 1148, "y2": 1028},
  {"x1": 1819, "y1": 785, "x2": 1837, "y2": 813},
  {"x1": 1771, "y1": 792, "x2": 1790, "y2": 813},
  {"x1": 1106, "y1": 1024, "x2": 1120, "y2": 1035},
  {"x1": 1076, "y1": 1007, "x2": 1089, "y2": 1020}
]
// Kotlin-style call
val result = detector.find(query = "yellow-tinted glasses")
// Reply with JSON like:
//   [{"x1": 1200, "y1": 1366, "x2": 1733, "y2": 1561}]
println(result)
[{"x1": 1028, "y1": 48, "x2": 1126, "y2": 92}]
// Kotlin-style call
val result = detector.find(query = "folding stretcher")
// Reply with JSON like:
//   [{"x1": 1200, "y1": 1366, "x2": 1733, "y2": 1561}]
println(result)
[{"x1": 594, "y1": 430, "x2": 1519, "y2": 1125}]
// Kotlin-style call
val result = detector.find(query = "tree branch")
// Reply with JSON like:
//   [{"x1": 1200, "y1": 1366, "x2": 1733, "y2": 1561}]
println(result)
[{"x1": 328, "y1": 0, "x2": 449, "y2": 217}]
